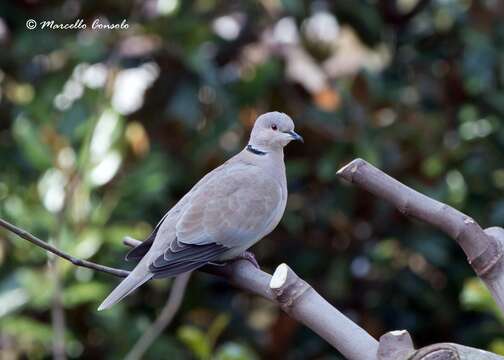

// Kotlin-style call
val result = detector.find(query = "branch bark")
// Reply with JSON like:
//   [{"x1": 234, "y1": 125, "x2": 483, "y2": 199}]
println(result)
[
  {"x1": 378, "y1": 329, "x2": 504, "y2": 360},
  {"x1": 1, "y1": 217, "x2": 379, "y2": 359},
  {"x1": 4, "y1": 214, "x2": 502, "y2": 359},
  {"x1": 337, "y1": 158, "x2": 504, "y2": 313},
  {"x1": 270, "y1": 263, "x2": 379, "y2": 360},
  {"x1": 203, "y1": 262, "x2": 379, "y2": 359},
  {"x1": 378, "y1": 330, "x2": 414, "y2": 360}
]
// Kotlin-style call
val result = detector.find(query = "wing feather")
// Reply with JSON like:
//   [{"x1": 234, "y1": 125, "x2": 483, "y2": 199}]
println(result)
[
  {"x1": 175, "y1": 164, "x2": 282, "y2": 248},
  {"x1": 148, "y1": 163, "x2": 282, "y2": 278},
  {"x1": 149, "y1": 241, "x2": 227, "y2": 277}
]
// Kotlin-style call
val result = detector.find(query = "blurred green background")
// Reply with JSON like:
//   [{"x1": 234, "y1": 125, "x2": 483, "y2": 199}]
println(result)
[{"x1": 1, "y1": 0, "x2": 504, "y2": 359}]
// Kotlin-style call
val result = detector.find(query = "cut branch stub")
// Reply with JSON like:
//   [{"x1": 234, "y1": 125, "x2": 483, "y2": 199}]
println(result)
[
  {"x1": 269, "y1": 263, "x2": 380, "y2": 360},
  {"x1": 123, "y1": 236, "x2": 142, "y2": 248},
  {"x1": 270, "y1": 263, "x2": 310, "y2": 310},
  {"x1": 378, "y1": 330, "x2": 415, "y2": 360}
]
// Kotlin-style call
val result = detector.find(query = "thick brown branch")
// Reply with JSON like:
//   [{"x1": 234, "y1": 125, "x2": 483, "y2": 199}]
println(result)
[
  {"x1": 203, "y1": 261, "x2": 380, "y2": 359},
  {"x1": 337, "y1": 159, "x2": 490, "y2": 262},
  {"x1": 337, "y1": 158, "x2": 504, "y2": 313},
  {"x1": 378, "y1": 330, "x2": 504, "y2": 360}
]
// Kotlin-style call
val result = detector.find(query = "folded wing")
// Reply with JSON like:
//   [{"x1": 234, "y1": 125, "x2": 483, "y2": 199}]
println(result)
[{"x1": 149, "y1": 164, "x2": 282, "y2": 277}]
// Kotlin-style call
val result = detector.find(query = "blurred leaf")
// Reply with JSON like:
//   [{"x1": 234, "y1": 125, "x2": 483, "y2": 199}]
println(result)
[
  {"x1": 490, "y1": 339, "x2": 504, "y2": 355},
  {"x1": 177, "y1": 314, "x2": 231, "y2": 360},
  {"x1": 17, "y1": 269, "x2": 53, "y2": 309},
  {"x1": 214, "y1": 342, "x2": 259, "y2": 360},
  {"x1": 0, "y1": 276, "x2": 28, "y2": 318},
  {"x1": 62, "y1": 282, "x2": 108, "y2": 307},
  {"x1": 177, "y1": 325, "x2": 211, "y2": 360},
  {"x1": 0, "y1": 316, "x2": 54, "y2": 349},
  {"x1": 12, "y1": 115, "x2": 52, "y2": 170},
  {"x1": 207, "y1": 313, "x2": 230, "y2": 350},
  {"x1": 460, "y1": 277, "x2": 502, "y2": 321},
  {"x1": 72, "y1": 228, "x2": 102, "y2": 259}
]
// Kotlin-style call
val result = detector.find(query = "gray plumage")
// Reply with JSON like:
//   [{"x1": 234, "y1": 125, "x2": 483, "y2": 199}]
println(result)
[{"x1": 98, "y1": 112, "x2": 302, "y2": 311}]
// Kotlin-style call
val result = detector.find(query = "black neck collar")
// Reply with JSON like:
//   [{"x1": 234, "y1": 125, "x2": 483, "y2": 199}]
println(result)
[{"x1": 246, "y1": 144, "x2": 267, "y2": 156}]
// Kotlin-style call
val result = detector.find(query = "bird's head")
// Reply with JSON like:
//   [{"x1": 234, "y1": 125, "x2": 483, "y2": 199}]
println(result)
[{"x1": 249, "y1": 112, "x2": 303, "y2": 151}]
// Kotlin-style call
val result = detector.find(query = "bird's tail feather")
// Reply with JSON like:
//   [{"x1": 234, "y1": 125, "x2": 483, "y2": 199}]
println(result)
[{"x1": 98, "y1": 266, "x2": 153, "y2": 311}]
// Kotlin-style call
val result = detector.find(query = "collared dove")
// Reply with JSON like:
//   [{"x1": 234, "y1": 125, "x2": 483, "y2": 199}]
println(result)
[{"x1": 98, "y1": 112, "x2": 303, "y2": 310}]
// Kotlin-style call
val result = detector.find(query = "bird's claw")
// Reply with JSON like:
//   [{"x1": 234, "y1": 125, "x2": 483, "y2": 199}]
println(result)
[{"x1": 235, "y1": 251, "x2": 260, "y2": 269}]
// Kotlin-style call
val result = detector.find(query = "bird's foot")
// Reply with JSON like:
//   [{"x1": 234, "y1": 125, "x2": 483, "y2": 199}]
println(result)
[{"x1": 236, "y1": 251, "x2": 260, "y2": 269}]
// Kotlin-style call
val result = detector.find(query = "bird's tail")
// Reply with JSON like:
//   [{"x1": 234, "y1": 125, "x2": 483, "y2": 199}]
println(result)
[{"x1": 98, "y1": 259, "x2": 153, "y2": 311}]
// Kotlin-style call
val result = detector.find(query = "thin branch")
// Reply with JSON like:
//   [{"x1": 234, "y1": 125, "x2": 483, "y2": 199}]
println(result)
[
  {"x1": 123, "y1": 236, "x2": 142, "y2": 248},
  {"x1": 50, "y1": 263, "x2": 66, "y2": 360},
  {"x1": 337, "y1": 158, "x2": 504, "y2": 313},
  {"x1": 50, "y1": 177, "x2": 77, "y2": 360},
  {"x1": 0, "y1": 218, "x2": 130, "y2": 278},
  {"x1": 1, "y1": 220, "x2": 190, "y2": 359},
  {"x1": 124, "y1": 272, "x2": 192, "y2": 360}
]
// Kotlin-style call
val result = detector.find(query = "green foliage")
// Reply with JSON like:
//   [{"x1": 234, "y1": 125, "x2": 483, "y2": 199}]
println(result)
[
  {"x1": 460, "y1": 278, "x2": 503, "y2": 322},
  {"x1": 177, "y1": 314, "x2": 239, "y2": 360},
  {"x1": 490, "y1": 339, "x2": 504, "y2": 356},
  {"x1": 214, "y1": 342, "x2": 258, "y2": 360},
  {"x1": 1, "y1": 316, "x2": 56, "y2": 351},
  {"x1": 62, "y1": 282, "x2": 108, "y2": 308},
  {"x1": 1, "y1": 0, "x2": 504, "y2": 358},
  {"x1": 178, "y1": 325, "x2": 212, "y2": 360}
]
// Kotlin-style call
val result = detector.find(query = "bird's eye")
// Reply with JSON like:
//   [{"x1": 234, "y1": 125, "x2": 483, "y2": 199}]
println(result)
[{"x1": 271, "y1": 124, "x2": 278, "y2": 130}]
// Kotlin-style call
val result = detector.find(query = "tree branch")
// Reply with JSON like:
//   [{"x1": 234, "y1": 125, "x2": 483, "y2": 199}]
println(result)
[
  {"x1": 270, "y1": 263, "x2": 379, "y2": 360},
  {"x1": 378, "y1": 330, "x2": 414, "y2": 360},
  {"x1": 0, "y1": 218, "x2": 130, "y2": 278},
  {"x1": 4, "y1": 157, "x2": 504, "y2": 359},
  {"x1": 337, "y1": 158, "x2": 504, "y2": 314},
  {"x1": 1, "y1": 217, "x2": 380, "y2": 359},
  {"x1": 203, "y1": 261, "x2": 380, "y2": 359},
  {"x1": 3, "y1": 208, "x2": 504, "y2": 359},
  {"x1": 378, "y1": 329, "x2": 504, "y2": 360}
]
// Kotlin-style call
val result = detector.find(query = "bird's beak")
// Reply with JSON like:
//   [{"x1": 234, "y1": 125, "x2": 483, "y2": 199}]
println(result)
[{"x1": 286, "y1": 130, "x2": 304, "y2": 143}]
